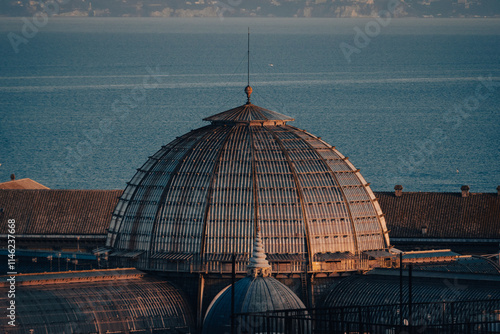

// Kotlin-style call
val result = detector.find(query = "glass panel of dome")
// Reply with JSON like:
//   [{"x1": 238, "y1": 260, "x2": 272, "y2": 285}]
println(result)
[
  {"x1": 254, "y1": 149, "x2": 287, "y2": 163},
  {"x1": 305, "y1": 139, "x2": 329, "y2": 149},
  {"x1": 343, "y1": 186, "x2": 371, "y2": 200},
  {"x1": 314, "y1": 148, "x2": 343, "y2": 160},
  {"x1": 293, "y1": 159, "x2": 327, "y2": 173},
  {"x1": 287, "y1": 148, "x2": 322, "y2": 161},
  {"x1": 113, "y1": 197, "x2": 129, "y2": 215},
  {"x1": 297, "y1": 172, "x2": 337, "y2": 187},
  {"x1": 357, "y1": 234, "x2": 385, "y2": 251},
  {"x1": 255, "y1": 160, "x2": 290, "y2": 174},
  {"x1": 258, "y1": 203, "x2": 302, "y2": 220},
  {"x1": 335, "y1": 172, "x2": 363, "y2": 186},
  {"x1": 348, "y1": 202, "x2": 377, "y2": 217},
  {"x1": 162, "y1": 147, "x2": 192, "y2": 162},
  {"x1": 270, "y1": 128, "x2": 297, "y2": 139},
  {"x1": 280, "y1": 139, "x2": 311, "y2": 151},
  {"x1": 354, "y1": 217, "x2": 379, "y2": 231},
  {"x1": 258, "y1": 187, "x2": 297, "y2": 203},
  {"x1": 254, "y1": 149, "x2": 286, "y2": 161},
  {"x1": 323, "y1": 159, "x2": 354, "y2": 172},
  {"x1": 301, "y1": 186, "x2": 341, "y2": 202},
  {"x1": 206, "y1": 129, "x2": 254, "y2": 255},
  {"x1": 152, "y1": 134, "x2": 234, "y2": 254},
  {"x1": 218, "y1": 157, "x2": 251, "y2": 171},
  {"x1": 252, "y1": 129, "x2": 280, "y2": 145},
  {"x1": 256, "y1": 172, "x2": 295, "y2": 188}
]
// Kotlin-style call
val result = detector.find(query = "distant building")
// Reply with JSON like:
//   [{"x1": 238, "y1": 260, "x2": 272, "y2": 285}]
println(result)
[
  {"x1": 0, "y1": 174, "x2": 49, "y2": 189},
  {"x1": 0, "y1": 189, "x2": 120, "y2": 253},
  {"x1": 379, "y1": 185, "x2": 500, "y2": 254}
]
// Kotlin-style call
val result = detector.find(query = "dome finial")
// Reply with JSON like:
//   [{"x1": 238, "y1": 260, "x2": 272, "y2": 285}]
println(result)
[
  {"x1": 245, "y1": 85, "x2": 252, "y2": 104},
  {"x1": 247, "y1": 226, "x2": 271, "y2": 277}
]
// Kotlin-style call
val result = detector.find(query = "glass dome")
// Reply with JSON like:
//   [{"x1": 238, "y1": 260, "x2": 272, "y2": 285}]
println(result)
[{"x1": 106, "y1": 95, "x2": 390, "y2": 274}]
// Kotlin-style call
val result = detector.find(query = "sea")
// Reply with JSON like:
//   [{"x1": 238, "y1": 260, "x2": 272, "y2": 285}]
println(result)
[{"x1": 0, "y1": 17, "x2": 499, "y2": 192}]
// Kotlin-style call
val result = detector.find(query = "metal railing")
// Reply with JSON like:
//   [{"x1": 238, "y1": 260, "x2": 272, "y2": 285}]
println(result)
[{"x1": 233, "y1": 299, "x2": 500, "y2": 334}]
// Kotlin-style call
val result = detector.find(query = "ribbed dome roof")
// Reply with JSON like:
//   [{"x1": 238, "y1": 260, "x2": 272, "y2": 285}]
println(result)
[{"x1": 106, "y1": 98, "x2": 390, "y2": 273}]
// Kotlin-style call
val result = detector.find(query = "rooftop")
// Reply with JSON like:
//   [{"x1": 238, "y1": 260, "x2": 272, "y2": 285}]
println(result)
[
  {"x1": 203, "y1": 102, "x2": 294, "y2": 124},
  {"x1": 0, "y1": 268, "x2": 195, "y2": 333},
  {"x1": 0, "y1": 189, "x2": 121, "y2": 236},
  {"x1": 0, "y1": 178, "x2": 49, "y2": 189},
  {"x1": 378, "y1": 191, "x2": 500, "y2": 239}
]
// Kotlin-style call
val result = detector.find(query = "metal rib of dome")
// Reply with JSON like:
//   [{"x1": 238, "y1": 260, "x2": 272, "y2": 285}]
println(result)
[{"x1": 106, "y1": 101, "x2": 390, "y2": 274}]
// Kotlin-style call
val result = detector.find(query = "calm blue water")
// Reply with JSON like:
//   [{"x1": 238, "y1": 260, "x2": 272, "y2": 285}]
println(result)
[{"x1": 0, "y1": 18, "x2": 499, "y2": 192}]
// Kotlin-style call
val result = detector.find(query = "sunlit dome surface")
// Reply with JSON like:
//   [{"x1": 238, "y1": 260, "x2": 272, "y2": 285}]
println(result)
[{"x1": 106, "y1": 92, "x2": 390, "y2": 273}]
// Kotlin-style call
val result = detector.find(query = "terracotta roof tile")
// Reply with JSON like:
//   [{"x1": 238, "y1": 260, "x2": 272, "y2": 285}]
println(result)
[
  {"x1": 376, "y1": 192, "x2": 500, "y2": 239},
  {"x1": 0, "y1": 189, "x2": 121, "y2": 235}
]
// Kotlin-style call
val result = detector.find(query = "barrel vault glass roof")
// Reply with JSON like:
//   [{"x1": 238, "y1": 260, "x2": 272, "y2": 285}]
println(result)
[{"x1": 106, "y1": 101, "x2": 390, "y2": 271}]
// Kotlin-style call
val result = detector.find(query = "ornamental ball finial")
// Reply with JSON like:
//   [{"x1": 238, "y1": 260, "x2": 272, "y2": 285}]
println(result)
[{"x1": 245, "y1": 85, "x2": 252, "y2": 104}]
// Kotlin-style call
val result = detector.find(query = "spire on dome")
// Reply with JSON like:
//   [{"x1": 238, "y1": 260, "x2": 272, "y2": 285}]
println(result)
[
  {"x1": 244, "y1": 28, "x2": 253, "y2": 104},
  {"x1": 247, "y1": 227, "x2": 272, "y2": 278}
]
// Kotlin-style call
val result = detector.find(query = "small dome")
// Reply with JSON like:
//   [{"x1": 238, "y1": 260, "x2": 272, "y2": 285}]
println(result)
[{"x1": 202, "y1": 275, "x2": 307, "y2": 333}]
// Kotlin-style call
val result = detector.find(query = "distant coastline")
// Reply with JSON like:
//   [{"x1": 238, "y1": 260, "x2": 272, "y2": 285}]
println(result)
[{"x1": 1, "y1": 0, "x2": 500, "y2": 19}]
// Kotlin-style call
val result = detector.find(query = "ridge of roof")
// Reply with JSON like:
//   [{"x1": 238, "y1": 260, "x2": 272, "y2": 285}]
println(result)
[
  {"x1": 377, "y1": 191, "x2": 497, "y2": 196},
  {"x1": 0, "y1": 178, "x2": 50, "y2": 190}
]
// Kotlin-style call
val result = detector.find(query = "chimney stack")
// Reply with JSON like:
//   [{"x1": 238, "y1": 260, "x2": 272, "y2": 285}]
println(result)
[
  {"x1": 461, "y1": 185, "x2": 470, "y2": 198},
  {"x1": 394, "y1": 185, "x2": 403, "y2": 197},
  {"x1": 10, "y1": 174, "x2": 15, "y2": 181},
  {"x1": 421, "y1": 225, "x2": 428, "y2": 236}
]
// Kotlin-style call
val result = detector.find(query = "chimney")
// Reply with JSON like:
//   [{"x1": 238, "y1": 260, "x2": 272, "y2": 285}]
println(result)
[
  {"x1": 394, "y1": 185, "x2": 403, "y2": 197},
  {"x1": 461, "y1": 185, "x2": 470, "y2": 198},
  {"x1": 421, "y1": 225, "x2": 428, "y2": 236},
  {"x1": 497, "y1": 185, "x2": 500, "y2": 196},
  {"x1": 10, "y1": 174, "x2": 15, "y2": 181}
]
